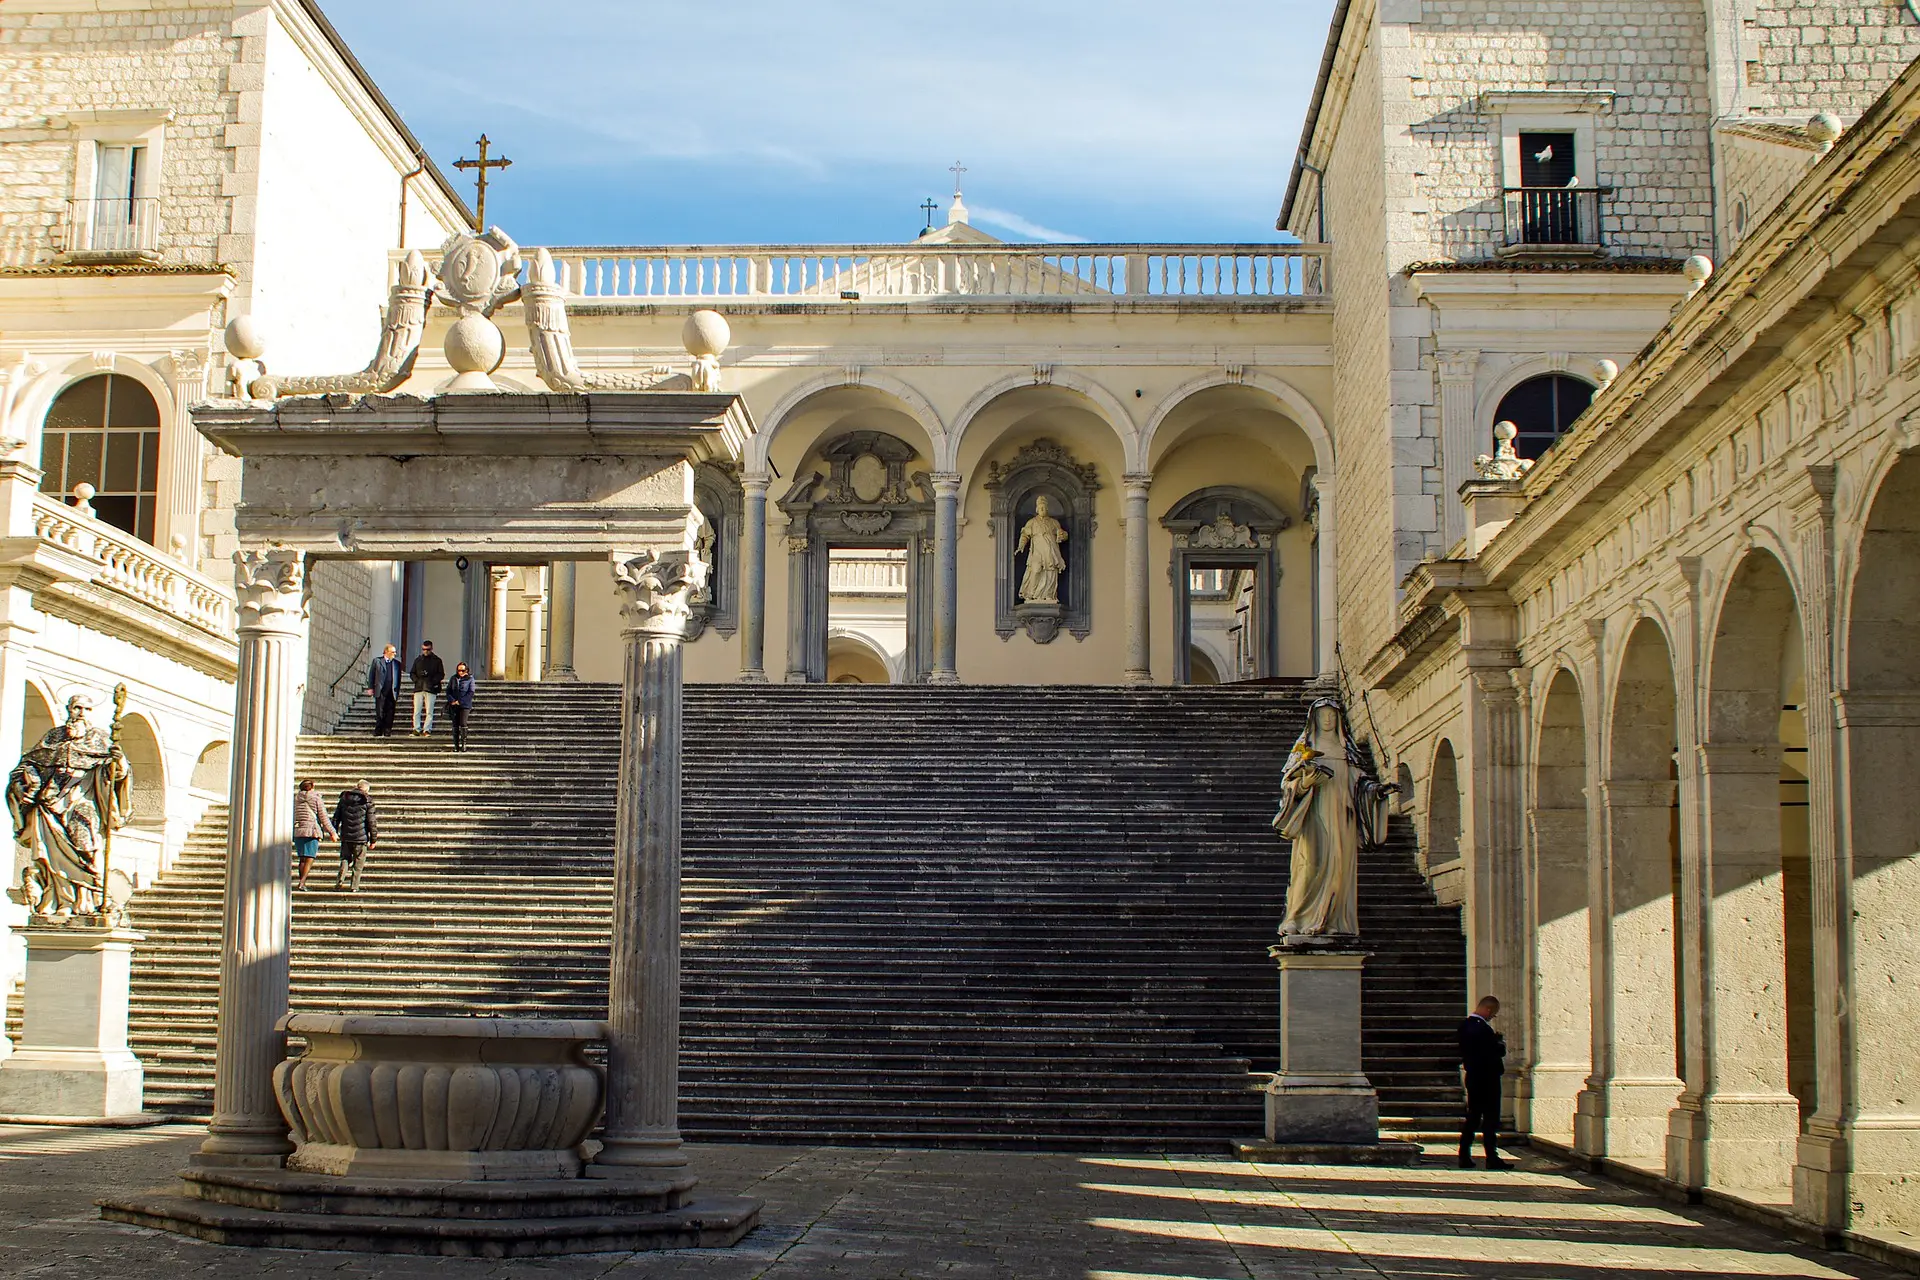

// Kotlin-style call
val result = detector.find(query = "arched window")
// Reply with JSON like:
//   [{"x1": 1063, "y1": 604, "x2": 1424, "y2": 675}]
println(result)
[
  {"x1": 1493, "y1": 373, "x2": 1595, "y2": 461},
  {"x1": 42, "y1": 373, "x2": 161, "y2": 543}
]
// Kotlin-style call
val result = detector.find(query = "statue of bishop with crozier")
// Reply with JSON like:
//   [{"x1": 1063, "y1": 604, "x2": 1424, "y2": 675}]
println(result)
[{"x1": 1272, "y1": 698, "x2": 1393, "y2": 944}]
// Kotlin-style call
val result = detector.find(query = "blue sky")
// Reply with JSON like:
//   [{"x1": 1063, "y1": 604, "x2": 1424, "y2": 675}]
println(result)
[{"x1": 321, "y1": 0, "x2": 1334, "y2": 247}]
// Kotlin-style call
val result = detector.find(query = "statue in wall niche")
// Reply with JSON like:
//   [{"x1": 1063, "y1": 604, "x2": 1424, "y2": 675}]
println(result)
[
  {"x1": 6, "y1": 689, "x2": 132, "y2": 922},
  {"x1": 1272, "y1": 697, "x2": 1394, "y2": 944},
  {"x1": 1015, "y1": 495, "x2": 1069, "y2": 605}
]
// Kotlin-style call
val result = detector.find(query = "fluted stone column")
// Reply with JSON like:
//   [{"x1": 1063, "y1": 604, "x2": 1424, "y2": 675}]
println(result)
[
  {"x1": 590, "y1": 549, "x2": 704, "y2": 1177},
  {"x1": 194, "y1": 548, "x2": 306, "y2": 1169},
  {"x1": 738, "y1": 476, "x2": 769, "y2": 683},
  {"x1": 486, "y1": 566, "x2": 513, "y2": 679},
  {"x1": 524, "y1": 566, "x2": 548, "y2": 682},
  {"x1": 930, "y1": 471, "x2": 961, "y2": 684},
  {"x1": 545, "y1": 561, "x2": 578, "y2": 681},
  {"x1": 1122, "y1": 474, "x2": 1152, "y2": 685}
]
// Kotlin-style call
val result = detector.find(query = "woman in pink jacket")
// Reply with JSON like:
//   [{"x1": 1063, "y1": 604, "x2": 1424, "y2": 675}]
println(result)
[{"x1": 293, "y1": 777, "x2": 336, "y2": 890}]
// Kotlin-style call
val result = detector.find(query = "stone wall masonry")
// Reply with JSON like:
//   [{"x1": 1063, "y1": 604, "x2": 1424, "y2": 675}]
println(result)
[
  {"x1": 303, "y1": 559, "x2": 374, "y2": 734},
  {"x1": 1327, "y1": 31, "x2": 1405, "y2": 667},
  {"x1": 0, "y1": 4, "x2": 238, "y2": 267},
  {"x1": 1405, "y1": 0, "x2": 1716, "y2": 262},
  {"x1": 1747, "y1": 0, "x2": 1919, "y2": 116}
]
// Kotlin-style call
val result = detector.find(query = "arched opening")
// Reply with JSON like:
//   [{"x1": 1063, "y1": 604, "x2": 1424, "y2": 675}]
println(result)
[
  {"x1": 826, "y1": 634, "x2": 892, "y2": 685},
  {"x1": 1840, "y1": 452, "x2": 1920, "y2": 1227},
  {"x1": 41, "y1": 372, "x2": 162, "y2": 544},
  {"x1": 21, "y1": 683, "x2": 54, "y2": 755},
  {"x1": 1588, "y1": 618, "x2": 1684, "y2": 1164},
  {"x1": 1187, "y1": 647, "x2": 1221, "y2": 686},
  {"x1": 1427, "y1": 740, "x2": 1462, "y2": 874},
  {"x1": 1699, "y1": 549, "x2": 1810, "y2": 1197},
  {"x1": 1160, "y1": 487, "x2": 1292, "y2": 683},
  {"x1": 114, "y1": 712, "x2": 165, "y2": 832},
  {"x1": 1532, "y1": 668, "x2": 1592, "y2": 1143},
  {"x1": 1494, "y1": 374, "x2": 1595, "y2": 461},
  {"x1": 1394, "y1": 762, "x2": 1416, "y2": 813},
  {"x1": 190, "y1": 741, "x2": 230, "y2": 798}
]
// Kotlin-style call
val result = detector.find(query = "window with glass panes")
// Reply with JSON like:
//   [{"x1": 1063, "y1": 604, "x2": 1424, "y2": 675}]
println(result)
[
  {"x1": 1493, "y1": 373, "x2": 1596, "y2": 461},
  {"x1": 41, "y1": 374, "x2": 161, "y2": 543}
]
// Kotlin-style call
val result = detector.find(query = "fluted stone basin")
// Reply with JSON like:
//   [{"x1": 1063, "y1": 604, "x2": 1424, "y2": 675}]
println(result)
[{"x1": 272, "y1": 1014, "x2": 605, "y2": 1181}]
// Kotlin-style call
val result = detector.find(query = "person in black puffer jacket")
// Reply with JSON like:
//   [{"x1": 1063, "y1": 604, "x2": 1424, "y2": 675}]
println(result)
[{"x1": 331, "y1": 780, "x2": 378, "y2": 892}]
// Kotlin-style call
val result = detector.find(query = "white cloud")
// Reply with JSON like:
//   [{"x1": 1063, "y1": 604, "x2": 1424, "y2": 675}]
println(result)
[{"x1": 969, "y1": 207, "x2": 1085, "y2": 244}]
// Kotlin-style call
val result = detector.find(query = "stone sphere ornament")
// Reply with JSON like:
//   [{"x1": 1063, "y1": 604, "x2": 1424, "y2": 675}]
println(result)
[
  {"x1": 223, "y1": 316, "x2": 266, "y2": 361},
  {"x1": 1593, "y1": 358, "x2": 1619, "y2": 387},
  {"x1": 1684, "y1": 254, "x2": 1715, "y2": 296},
  {"x1": 681, "y1": 309, "x2": 731, "y2": 359},
  {"x1": 443, "y1": 313, "x2": 506, "y2": 392},
  {"x1": 1807, "y1": 111, "x2": 1841, "y2": 150}
]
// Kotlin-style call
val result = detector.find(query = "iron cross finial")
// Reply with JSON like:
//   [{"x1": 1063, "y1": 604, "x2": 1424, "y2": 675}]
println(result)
[
  {"x1": 920, "y1": 197, "x2": 940, "y2": 230},
  {"x1": 949, "y1": 161, "x2": 967, "y2": 195},
  {"x1": 453, "y1": 134, "x2": 513, "y2": 231}
]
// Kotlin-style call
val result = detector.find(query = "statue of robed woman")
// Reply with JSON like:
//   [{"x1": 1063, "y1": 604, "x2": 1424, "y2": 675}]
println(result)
[{"x1": 1272, "y1": 697, "x2": 1393, "y2": 941}]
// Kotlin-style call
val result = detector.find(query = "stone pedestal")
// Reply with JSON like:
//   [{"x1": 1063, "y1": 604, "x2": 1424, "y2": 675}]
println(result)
[
  {"x1": 1240, "y1": 945, "x2": 1418, "y2": 1164},
  {"x1": 1014, "y1": 600, "x2": 1063, "y2": 644},
  {"x1": 0, "y1": 924, "x2": 145, "y2": 1120}
]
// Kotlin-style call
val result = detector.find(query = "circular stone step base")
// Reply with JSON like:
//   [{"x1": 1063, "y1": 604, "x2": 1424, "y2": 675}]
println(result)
[{"x1": 100, "y1": 1175, "x2": 761, "y2": 1258}]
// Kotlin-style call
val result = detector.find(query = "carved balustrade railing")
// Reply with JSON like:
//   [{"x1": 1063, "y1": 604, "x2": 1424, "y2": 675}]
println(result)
[
  {"x1": 828, "y1": 553, "x2": 908, "y2": 595},
  {"x1": 392, "y1": 243, "x2": 1329, "y2": 304},
  {"x1": 31, "y1": 493, "x2": 235, "y2": 639}
]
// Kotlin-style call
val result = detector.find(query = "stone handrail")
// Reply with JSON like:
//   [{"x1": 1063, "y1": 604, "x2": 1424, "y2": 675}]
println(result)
[
  {"x1": 31, "y1": 493, "x2": 235, "y2": 638},
  {"x1": 393, "y1": 243, "x2": 1329, "y2": 304},
  {"x1": 829, "y1": 553, "x2": 908, "y2": 595}
]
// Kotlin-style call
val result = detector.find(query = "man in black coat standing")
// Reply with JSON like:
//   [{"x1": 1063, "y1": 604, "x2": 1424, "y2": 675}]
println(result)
[
  {"x1": 409, "y1": 640, "x2": 446, "y2": 737},
  {"x1": 1458, "y1": 995, "x2": 1510, "y2": 1170}
]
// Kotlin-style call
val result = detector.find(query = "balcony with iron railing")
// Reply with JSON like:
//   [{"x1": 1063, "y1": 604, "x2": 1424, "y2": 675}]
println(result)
[
  {"x1": 392, "y1": 242, "x2": 1329, "y2": 306},
  {"x1": 61, "y1": 196, "x2": 163, "y2": 264},
  {"x1": 1500, "y1": 188, "x2": 1604, "y2": 256}
]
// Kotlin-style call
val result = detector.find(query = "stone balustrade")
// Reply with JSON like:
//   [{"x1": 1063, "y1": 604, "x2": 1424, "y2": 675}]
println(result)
[
  {"x1": 393, "y1": 243, "x2": 1330, "y2": 304},
  {"x1": 272, "y1": 1014, "x2": 607, "y2": 1181},
  {"x1": 829, "y1": 551, "x2": 908, "y2": 595},
  {"x1": 30, "y1": 493, "x2": 235, "y2": 639}
]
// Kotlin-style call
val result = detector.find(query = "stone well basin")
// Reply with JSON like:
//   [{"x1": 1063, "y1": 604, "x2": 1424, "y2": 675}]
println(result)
[{"x1": 272, "y1": 1014, "x2": 606, "y2": 1181}]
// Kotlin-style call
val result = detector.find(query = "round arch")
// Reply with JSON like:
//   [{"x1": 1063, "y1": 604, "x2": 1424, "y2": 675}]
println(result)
[
  {"x1": 825, "y1": 629, "x2": 895, "y2": 685},
  {"x1": 750, "y1": 371, "x2": 947, "y2": 476},
  {"x1": 1426, "y1": 738, "x2": 1462, "y2": 872},
  {"x1": 945, "y1": 370, "x2": 1136, "y2": 476},
  {"x1": 1532, "y1": 664, "x2": 1593, "y2": 1142},
  {"x1": 191, "y1": 739, "x2": 231, "y2": 797},
  {"x1": 1141, "y1": 371, "x2": 1334, "y2": 479},
  {"x1": 13, "y1": 353, "x2": 178, "y2": 448},
  {"x1": 20, "y1": 679, "x2": 56, "y2": 753},
  {"x1": 114, "y1": 711, "x2": 167, "y2": 831},
  {"x1": 1472, "y1": 355, "x2": 1611, "y2": 435}
]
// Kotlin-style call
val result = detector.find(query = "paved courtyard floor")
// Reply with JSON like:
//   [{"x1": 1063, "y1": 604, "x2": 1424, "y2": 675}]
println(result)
[{"x1": 0, "y1": 1123, "x2": 1908, "y2": 1279}]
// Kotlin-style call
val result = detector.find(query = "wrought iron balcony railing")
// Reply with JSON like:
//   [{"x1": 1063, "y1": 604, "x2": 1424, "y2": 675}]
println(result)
[{"x1": 1501, "y1": 188, "x2": 1604, "y2": 253}]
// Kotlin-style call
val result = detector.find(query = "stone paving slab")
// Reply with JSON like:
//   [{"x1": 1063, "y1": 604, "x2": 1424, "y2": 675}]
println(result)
[{"x1": 0, "y1": 1124, "x2": 1907, "y2": 1279}]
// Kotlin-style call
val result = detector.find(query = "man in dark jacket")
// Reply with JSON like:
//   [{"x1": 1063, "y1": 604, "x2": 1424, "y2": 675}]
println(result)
[
  {"x1": 365, "y1": 644, "x2": 403, "y2": 737},
  {"x1": 332, "y1": 781, "x2": 377, "y2": 892},
  {"x1": 409, "y1": 640, "x2": 446, "y2": 737},
  {"x1": 1458, "y1": 996, "x2": 1509, "y2": 1170}
]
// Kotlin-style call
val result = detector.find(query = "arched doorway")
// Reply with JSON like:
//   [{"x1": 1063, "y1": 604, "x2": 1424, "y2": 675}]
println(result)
[
  {"x1": 1698, "y1": 549, "x2": 1810, "y2": 1196},
  {"x1": 1581, "y1": 618, "x2": 1684, "y2": 1163},
  {"x1": 41, "y1": 373, "x2": 162, "y2": 544},
  {"x1": 1839, "y1": 453, "x2": 1920, "y2": 1227},
  {"x1": 779, "y1": 431, "x2": 933, "y2": 683},
  {"x1": 1532, "y1": 668, "x2": 1591, "y2": 1143},
  {"x1": 827, "y1": 634, "x2": 892, "y2": 685}
]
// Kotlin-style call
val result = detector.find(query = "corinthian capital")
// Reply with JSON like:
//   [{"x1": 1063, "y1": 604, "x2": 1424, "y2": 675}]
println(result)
[
  {"x1": 233, "y1": 548, "x2": 307, "y2": 634},
  {"x1": 611, "y1": 549, "x2": 707, "y2": 639}
]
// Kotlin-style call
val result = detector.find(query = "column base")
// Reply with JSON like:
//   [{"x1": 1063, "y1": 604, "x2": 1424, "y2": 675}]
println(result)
[
  {"x1": 191, "y1": 1125, "x2": 295, "y2": 1170},
  {"x1": 1833, "y1": 1115, "x2": 1920, "y2": 1234},
  {"x1": 1669, "y1": 1091, "x2": 1800, "y2": 1196},
  {"x1": 542, "y1": 667, "x2": 580, "y2": 682},
  {"x1": 1577, "y1": 1076, "x2": 1683, "y2": 1164},
  {"x1": 1121, "y1": 669, "x2": 1152, "y2": 686},
  {"x1": 588, "y1": 1133, "x2": 688, "y2": 1178},
  {"x1": 1793, "y1": 1127, "x2": 1850, "y2": 1231},
  {"x1": 927, "y1": 671, "x2": 961, "y2": 686},
  {"x1": 1527, "y1": 1063, "x2": 1588, "y2": 1146},
  {"x1": 736, "y1": 670, "x2": 768, "y2": 684}
]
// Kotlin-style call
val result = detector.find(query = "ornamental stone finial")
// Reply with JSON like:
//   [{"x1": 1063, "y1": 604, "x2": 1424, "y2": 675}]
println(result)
[
  {"x1": 1684, "y1": 254, "x2": 1714, "y2": 297},
  {"x1": 233, "y1": 548, "x2": 307, "y2": 632},
  {"x1": 1473, "y1": 421, "x2": 1534, "y2": 482},
  {"x1": 611, "y1": 549, "x2": 708, "y2": 639}
]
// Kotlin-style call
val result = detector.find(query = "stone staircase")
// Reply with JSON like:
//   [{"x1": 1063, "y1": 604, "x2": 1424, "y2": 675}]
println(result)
[{"x1": 9, "y1": 682, "x2": 1468, "y2": 1151}]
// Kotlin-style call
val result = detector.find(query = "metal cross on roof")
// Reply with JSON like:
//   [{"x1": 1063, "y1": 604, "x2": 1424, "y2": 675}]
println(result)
[
  {"x1": 453, "y1": 134, "x2": 512, "y2": 231},
  {"x1": 921, "y1": 198, "x2": 941, "y2": 230},
  {"x1": 949, "y1": 161, "x2": 967, "y2": 195}
]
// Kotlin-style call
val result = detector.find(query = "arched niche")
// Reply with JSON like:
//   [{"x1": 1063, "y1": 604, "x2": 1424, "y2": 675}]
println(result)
[
  {"x1": 1159, "y1": 486, "x2": 1291, "y2": 684},
  {"x1": 778, "y1": 430, "x2": 933, "y2": 683},
  {"x1": 984, "y1": 438, "x2": 1099, "y2": 644},
  {"x1": 115, "y1": 712, "x2": 165, "y2": 831},
  {"x1": 1427, "y1": 739, "x2": 1462, "y2": 872},
  {"x1": 688, "y1": 461, "x2": 742, "y2": 642},
  {"x1": 191, "y1": 740, "x2": 230, "y2": 797}
]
